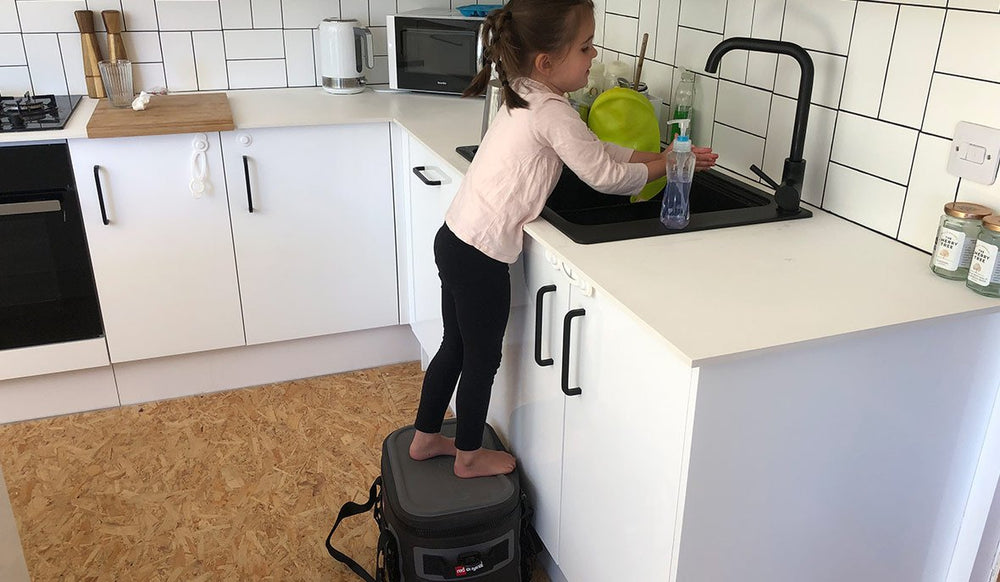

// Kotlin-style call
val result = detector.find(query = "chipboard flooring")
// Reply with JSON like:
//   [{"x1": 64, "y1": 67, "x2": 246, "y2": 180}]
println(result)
[{"x1": 0, "y1": 362, "x2": 549, "y2": 581}]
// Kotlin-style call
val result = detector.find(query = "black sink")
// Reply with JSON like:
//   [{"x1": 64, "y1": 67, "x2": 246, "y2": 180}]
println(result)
[{"x1": 455, "y1": 145, "x2": 812, "y2": 244}]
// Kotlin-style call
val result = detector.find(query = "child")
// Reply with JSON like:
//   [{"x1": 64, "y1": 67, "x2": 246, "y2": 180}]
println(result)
[{"x1": 409, "y1": 0, "x2": 718, "y2": 478}]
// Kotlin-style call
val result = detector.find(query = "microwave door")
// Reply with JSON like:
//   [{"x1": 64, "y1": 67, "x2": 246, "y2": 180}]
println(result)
[{"x1": 395, "y1": 19, "x2": 481, "y2": 94}]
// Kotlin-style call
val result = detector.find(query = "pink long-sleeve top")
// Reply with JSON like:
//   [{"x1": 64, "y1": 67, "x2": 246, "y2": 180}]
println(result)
[{"x1": 445, "y1": 77, "x2": 650, "y2": 264}]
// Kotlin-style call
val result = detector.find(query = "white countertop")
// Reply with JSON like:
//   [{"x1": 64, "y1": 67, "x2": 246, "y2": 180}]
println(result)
[{"x1": 12, "y1": 87, "x2": 1000, "y2": 366}]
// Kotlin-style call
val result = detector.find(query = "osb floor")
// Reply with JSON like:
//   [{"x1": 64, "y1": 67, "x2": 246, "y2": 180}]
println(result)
[{"x1": 0, "y1": 362, "x2": 549, "y2": 582}]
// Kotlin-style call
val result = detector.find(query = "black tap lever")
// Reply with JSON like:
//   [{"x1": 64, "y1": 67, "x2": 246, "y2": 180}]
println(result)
[
  {"x1": 750, "y1": 164, "x2": 780, "y2": 190},
  {"x1": 706, "y1": 38, "x2": 814, "y2": 214}
]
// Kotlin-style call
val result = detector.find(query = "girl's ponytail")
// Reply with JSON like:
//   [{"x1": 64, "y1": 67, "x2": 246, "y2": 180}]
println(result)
[{"x1": 462, "y1": 7, "x2": 528, "y2": 109}]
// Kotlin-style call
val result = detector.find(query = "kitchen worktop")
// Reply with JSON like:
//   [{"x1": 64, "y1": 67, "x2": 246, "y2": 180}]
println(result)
[{"x1": 16, "y1": 87, "x2": 1000, "y2": 366}]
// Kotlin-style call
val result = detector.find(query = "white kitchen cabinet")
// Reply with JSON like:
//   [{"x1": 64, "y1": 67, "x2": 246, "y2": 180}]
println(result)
[
  {"x1": 489, "y1": 237, "x2": 693, "y2": 580},
  {"x1": 69, "y1": 133, "x2": 244, "y2": 363},
  {"x1": 401, "y1": 134, "x2": 461, "y2": 354},
  {"x1": 221, "y1": 124, "x2": 398, "y2": 345}
]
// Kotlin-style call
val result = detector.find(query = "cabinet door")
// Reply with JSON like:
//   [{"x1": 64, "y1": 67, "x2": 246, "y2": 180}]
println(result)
[
  {"x1": 489, "y1": 237, "x2": 570, "y2": 562},
  {"x1": 557, "y1": 281, "x2": 694, "y2": 582},
  {"x1": 405, "y1": 135, "x2": 460, "y2": 353},
  {"x1": 222, "y1": 124, "x2": 398, "y2": 345},
  {"x1": 69, "y1": 134, "x2": 244, "y2": 363}
]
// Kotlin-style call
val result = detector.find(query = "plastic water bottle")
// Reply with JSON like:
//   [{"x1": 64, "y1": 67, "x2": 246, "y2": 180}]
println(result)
[{"x1": 660, "y1": 124, "x2": 696, "y2": 229}]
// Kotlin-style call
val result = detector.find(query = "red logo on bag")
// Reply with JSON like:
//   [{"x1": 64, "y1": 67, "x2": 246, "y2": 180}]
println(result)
[
  {"x1": 455, "y1": 565, "x2": 467, "y2": 576},
  {"x1": 455, "y1": 561, "x2": 484, "y2": 577}
]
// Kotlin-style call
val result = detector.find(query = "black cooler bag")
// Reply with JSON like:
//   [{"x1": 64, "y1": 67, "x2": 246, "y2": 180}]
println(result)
[{"x1": 326, "y1": 420, "x2": 534, "y2": 581}]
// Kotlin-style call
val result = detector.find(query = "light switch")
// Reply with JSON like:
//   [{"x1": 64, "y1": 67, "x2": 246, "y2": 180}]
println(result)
[{"x1": 948, "y1": 121, "x2": 1000, "y2": 185}]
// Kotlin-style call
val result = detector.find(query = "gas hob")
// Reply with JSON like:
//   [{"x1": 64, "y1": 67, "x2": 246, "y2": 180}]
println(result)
[{"x1": 0, "y1": 93, "x2": 83, "y2": 133}]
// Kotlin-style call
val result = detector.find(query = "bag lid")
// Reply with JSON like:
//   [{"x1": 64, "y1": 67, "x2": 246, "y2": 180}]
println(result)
[{"x1": 381, "y1": 420, "x2": 520, "y2": 531}]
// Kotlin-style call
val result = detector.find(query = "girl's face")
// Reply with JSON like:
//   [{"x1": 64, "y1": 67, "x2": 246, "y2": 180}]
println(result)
[{"x1": 537, "y1": 8, "x2": 598, "y2": 95}]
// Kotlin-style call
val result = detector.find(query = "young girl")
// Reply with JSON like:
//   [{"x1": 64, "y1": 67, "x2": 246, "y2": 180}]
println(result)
[{"x1": 409, "y1": 0, "x2": 718, "y2": 478}]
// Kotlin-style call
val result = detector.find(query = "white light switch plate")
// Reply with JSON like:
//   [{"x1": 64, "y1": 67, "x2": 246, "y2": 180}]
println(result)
[{"x1": 948, "y1": 121, "x2": 1000, "y2": 185}]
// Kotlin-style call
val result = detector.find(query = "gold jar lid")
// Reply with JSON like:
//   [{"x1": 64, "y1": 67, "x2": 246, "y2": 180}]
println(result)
[
  {"x1": 983, "y1": 215, "x2": 1000, "y2": 233},
  {"x1": 945, "y1": 202, "x2": 993, "y2": 219}
]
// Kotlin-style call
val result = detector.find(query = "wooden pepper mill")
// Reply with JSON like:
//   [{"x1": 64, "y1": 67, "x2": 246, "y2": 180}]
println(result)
[
  {"x1": 102, "y1": 10, "x2": 128, "y2": 62},
  {"x1": 74, "y1": 10, "x2": 105, "y2": 98}
]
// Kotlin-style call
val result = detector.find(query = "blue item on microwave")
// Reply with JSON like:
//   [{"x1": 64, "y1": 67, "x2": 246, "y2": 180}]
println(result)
[{"x1": 456, "y1": 4, "x2": 503, "y2": 17}]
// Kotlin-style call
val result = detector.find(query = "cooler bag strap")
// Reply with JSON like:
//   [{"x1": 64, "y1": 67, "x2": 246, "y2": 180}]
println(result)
[{"x1": 325, "y1": 477, "x2": 383, "y2": 582}]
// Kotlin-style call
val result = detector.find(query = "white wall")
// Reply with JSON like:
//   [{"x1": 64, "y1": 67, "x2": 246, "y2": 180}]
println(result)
[{"x1": 2, "y1": 0, "x2": 1000, "y2": 250}]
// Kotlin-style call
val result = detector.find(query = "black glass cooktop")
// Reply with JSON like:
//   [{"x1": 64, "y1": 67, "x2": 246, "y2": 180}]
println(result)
[{"x1": 0, "y1": 93, "x2": 83, "y2": 133}]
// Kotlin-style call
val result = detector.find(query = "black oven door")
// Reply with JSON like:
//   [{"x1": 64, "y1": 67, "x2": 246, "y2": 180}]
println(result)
[
  {"x1": 0, "y1": 142, "x2": 103, "y2": 350},
  {"x1": 395, "y1": 17, "x2": 482, "y2": 94}
]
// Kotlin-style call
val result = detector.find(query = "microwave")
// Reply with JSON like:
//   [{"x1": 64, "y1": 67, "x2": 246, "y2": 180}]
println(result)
[{"x1": 387, "y1": 9, "x2": 484, "y2": 95}]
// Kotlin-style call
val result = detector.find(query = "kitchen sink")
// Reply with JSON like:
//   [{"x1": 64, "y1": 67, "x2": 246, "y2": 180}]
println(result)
[{"x1": 456, "y1": 145, "x2": 812, "y2": 244}]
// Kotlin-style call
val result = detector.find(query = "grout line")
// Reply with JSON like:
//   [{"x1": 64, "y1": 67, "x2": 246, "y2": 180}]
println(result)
[
  {"x1": 876, "y1": 5, "x2": 901, "y2": 121},
  {"x1": 821, "y1": 0, "x2": 861, "y2": 210},
  {"x1": 829, "y1": 159, "x2": 909, "y2": 188}
]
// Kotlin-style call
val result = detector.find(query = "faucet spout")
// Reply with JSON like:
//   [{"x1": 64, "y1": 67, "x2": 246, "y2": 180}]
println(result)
[{"x1": 705, "y1": 37, "x2": 814, "y2": 213}]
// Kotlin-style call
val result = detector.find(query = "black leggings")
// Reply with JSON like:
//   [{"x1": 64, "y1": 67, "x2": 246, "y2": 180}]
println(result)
[{"x1": 413, "y1": 224, "x2": 511, "y2": 451}]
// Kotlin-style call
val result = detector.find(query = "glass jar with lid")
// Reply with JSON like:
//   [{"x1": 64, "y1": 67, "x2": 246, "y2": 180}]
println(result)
[
  {"x1": 930, "y1": 202, "x2": 994, "y2": 280},
  {"x1": 966, "y1": 215, "x2": 1000, "y2": 297}
]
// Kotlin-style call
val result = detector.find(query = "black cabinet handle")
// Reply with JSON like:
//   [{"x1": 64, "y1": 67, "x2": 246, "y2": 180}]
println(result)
[
  {"x1": 412, "y1": 166, "x2": 442, "y2": 186},
  {"x1": 93, "y1": 165, "x2": 109, "y2": 225},
  {"x1": 561, "y1": 308, "x2": 586, "y2": 397},
  {"x1": 242, "y1": 155, "x2": 254, "y2": 213},
  {"x1": 534, "y1": 285, "x2": 556, "y2": 367}
]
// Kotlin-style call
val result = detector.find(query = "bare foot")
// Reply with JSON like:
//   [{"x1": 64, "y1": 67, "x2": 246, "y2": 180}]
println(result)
[
  {"x1": 409, "y1": 430, "x2": 458, "y2": 461},
  {"x1": 454, "y1": 448, "x2": 516, "y2": 478}
]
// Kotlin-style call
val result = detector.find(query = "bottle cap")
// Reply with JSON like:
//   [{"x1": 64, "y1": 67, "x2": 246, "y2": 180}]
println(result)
[
  {"x1": 673, "y1": 135, "x2": 692, "y2": 153},
  {"x1": 944, "y1": 202, "x2": 993, "y2": 220},
  {"x1": 983, "y1": 215, "x2": 1000, "y2": 233}
]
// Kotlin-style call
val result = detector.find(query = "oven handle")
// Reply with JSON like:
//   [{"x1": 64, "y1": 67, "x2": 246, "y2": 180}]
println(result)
[{"x1": 93, "y1": 165, "x2": 110, "y2": 225}]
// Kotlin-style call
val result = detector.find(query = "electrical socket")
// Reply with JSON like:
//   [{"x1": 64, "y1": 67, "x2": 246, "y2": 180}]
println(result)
[{"x1": 947, "y1": 121, "x2": 1000, "y2": 186}]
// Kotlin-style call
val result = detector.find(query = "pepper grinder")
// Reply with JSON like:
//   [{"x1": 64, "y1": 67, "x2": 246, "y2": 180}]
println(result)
[
  {"x1": 102, "y1": 10, "x2": 128, "y2": 62},
  {"x1": 74, "y1": 10, "x2": 105, "y2": 98}
]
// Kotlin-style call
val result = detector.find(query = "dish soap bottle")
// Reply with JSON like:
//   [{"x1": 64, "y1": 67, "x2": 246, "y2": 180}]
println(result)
[
  {"x1": 661, "y1": 119, "x2": 696, "y2": 229},
  {"x1": 668, "y1": 68, "x2": 695, "y2": 144}
]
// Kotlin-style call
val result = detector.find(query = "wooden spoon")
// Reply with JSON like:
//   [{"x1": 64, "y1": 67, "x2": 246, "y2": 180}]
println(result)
[{"x1": 633, "y1": 33, "x2": 649, "y2": 90}]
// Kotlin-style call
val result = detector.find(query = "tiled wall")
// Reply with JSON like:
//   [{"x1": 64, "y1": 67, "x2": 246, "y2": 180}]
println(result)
[{"x1": 2, "y1": 0, "x2": 1000, "y2": 251}]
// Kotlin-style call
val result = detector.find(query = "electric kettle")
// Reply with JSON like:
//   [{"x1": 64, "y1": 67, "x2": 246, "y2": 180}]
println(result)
[{"x1": 319, "y1": 18, "x2": 374, "y2": 94}]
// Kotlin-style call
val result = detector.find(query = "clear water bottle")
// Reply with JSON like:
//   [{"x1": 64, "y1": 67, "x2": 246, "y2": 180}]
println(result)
[{"x1": 660, "y1": 121, "x2": 696, "y2": 229}]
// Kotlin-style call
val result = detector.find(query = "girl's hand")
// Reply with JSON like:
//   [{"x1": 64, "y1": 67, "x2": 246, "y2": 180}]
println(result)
[{"x1": 663, "y1": 144, "x2": 719, "y2": 171}]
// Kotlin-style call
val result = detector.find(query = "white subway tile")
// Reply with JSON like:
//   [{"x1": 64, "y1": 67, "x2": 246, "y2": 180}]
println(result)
[
  {"x1": 674, "y1": 26, "x2": 721, "y2": 74},
  {"x1": 745, "y1": 0, "x2": 785, "y2": 90},
  {"x1": 938, "y1": 10, "x2": 1000, "y2": 84},
  {"x1": 608, "y1": 0, "x2": 639, "y2": 18},
  {"x1": 604, "y1": 13, "x2": 638, "y2": 55},
  {"x1": 121, "y1": 0, "x2": 158, "y2": 31},
  {"x1": 924, "y1": 73, "x2": 1000, "y2": 138},
  {"x1": 368, "y1": 54, "x2": 388, "y2": 85},
  {"x1": 251, "y1": 0, "x2": 282, "y2": 28},
  {"x1": 637, "y1": 0, "x2": 659, "y2": 60},
  {"x1": 893, "y1": 0, "x2": 945, "y2": 6},
  {"x1": 782, "y1": 0, "x2": 857, "y2": 55},
  {"x1": 368, "y1": 0, "x2": 393, "y2": 26},
  {"x1": 341, "y1": 0, "x2": 369, "y2": 25},
  {"x1": 160, "y1": 31, "x2": 197, "y2": 91},
  {"x1": 57, "y1": 32, "x2": 86, "y2": 94},
  {"x1": 716, "y1": 80, "x2": 771, "y2": 137},
  {"x1": 831, "y1": 111, "x2": 918, "y2": 185},
  {"x1": 713, "y1": 123, "x2": 765, "y2": 178},
  {"x1": 193, "y1": 30, "x2": 227, "y2": 90},
  {"x1": 221, "y1": 0, "x2": 252, "y2": 29},
  {"x1": 720, "y1": 0, "x2": 753, "y2": 83},
  {"x1": 0, "y1": 66, "x2": 32, "y2": 93},
  {"x1": 23, "y1": 33, "x2": 67, "y2": 94},
  {"x1": 372, "y1": 25, "x2": 386, "y2": 57},
  {"x1": 284, "y1": 28, "x2": 314, "y2": 87},
  {"x1": 224, "y1": 29, "x2": 284, "y2": 60},
  {"x1": 397, "y1": 0, "x2": 449, "y2": 12},
  {"x1": 955, "y1": 176, "x2": 1000, "y2": 210},
  {"x1": 824, "y1": 163, "x2": 906, "y2": 236},
  {"x1": 227, "y1": 58, "x2": 285, "y2": 89},
  {"x1": 654, "y1": 0, "x2": 679, "y2": 64},
  {"x1": 284, "y1": 0, "x2": 335, "y2": 28},
  {"x1": 16, "y1": 0, "x2": 87, "y2": 33},
  {"x1": 132, "y1": 61, "x2": 165, "y2": 91},
  {"x1": 746, "y1": 53, "x2": 777, "y2": 91},
  {"x1": 642, "y1": 59, "x2": 672, "y2": 108},
  {"x1": 155, "y1": 0, "x2": 221, "y2": 32},
  {"x1": 593, "y1": 0, "x2": 605, "y2": 45},
  {"x1": 123, "y1": 31, "x2": 161, "y2": 63},
  {"x1": 0, "y1": 0, "x2": 18, "y2": 33},
  {"x1": 840, "y1": 2, "x2": 897, "y2": 117},
  {"x1": 775, "y1": 50, "x2": 845, "y2": 110},
  {"x1": 0, "y1": 33, "x2": 25, "y2": 65},
  {"x1": 763, "y1": 97, "x2": 837, "y2": 207},
  {"x1": 679, "y1": 0, "x2": 726, "y2": 34},
  {"x1": 898, "y1": 133, "x2": 960, "y2": 252},
  {"x1": 880, "y1": 6, "x2": 944, "y2": 130},
  {"x1": 948, "y1": 0, "x2": 1000, "y2": 11}
]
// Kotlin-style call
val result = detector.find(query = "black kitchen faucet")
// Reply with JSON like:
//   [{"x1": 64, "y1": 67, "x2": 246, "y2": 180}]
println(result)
[{"x1": 705, "y1": 38, "x2": 815, "y2": 214}]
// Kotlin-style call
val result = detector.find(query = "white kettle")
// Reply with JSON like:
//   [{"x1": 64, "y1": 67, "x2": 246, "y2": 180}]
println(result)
[{"x1": 319, "y1": 18, "x2": 374, "y2": 94}]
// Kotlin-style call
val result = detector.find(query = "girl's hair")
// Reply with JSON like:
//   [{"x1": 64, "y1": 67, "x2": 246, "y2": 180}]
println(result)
[{"x1": 463, "y1": 0, "x2": 595, "y2": 110}]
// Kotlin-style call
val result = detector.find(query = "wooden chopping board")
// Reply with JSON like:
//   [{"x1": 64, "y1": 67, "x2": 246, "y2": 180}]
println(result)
[{"x1": 86, "y1": 93, "x2": 235, "y2": 138}]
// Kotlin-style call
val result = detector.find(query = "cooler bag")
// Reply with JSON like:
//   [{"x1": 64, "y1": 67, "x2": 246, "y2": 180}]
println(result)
[{"x1": 326, "y1": 420, "x2": 536, "y2": 581}]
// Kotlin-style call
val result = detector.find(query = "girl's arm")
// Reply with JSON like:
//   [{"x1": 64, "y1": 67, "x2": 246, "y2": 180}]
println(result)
[{"x1": 628, "y1": 146, "x2": 719, "y2": 174}]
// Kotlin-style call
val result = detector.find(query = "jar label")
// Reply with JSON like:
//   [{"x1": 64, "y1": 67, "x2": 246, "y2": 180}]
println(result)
[
  {"x1": 933, "y1": 229, "x2": 968, "y2": 271},
  {"x1": 968, "y1": 241, "x2": 1000, "y2": 287}
]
